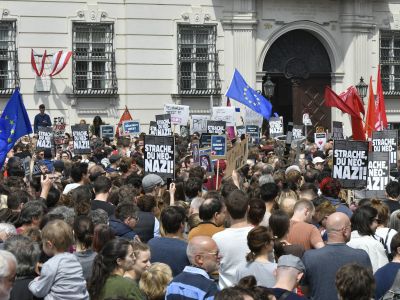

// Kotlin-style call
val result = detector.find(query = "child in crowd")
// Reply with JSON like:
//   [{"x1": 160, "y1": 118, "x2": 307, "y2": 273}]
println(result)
[{"x1": 29, "y1": 219, "x2": 89, "y2": 299}]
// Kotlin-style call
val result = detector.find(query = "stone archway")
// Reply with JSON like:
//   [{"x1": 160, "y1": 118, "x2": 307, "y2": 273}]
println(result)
[{"x1": 262, "y1": 29, "x2": 333, "y2": 135}]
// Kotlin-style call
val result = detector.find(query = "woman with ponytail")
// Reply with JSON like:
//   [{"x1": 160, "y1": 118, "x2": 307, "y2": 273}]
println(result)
[
  {"x1": 234, "y1": 226, "x2": 277, "y2": 288},
  {"x1": 88, "y1": 238, "x2": 143, "y2": 300}
]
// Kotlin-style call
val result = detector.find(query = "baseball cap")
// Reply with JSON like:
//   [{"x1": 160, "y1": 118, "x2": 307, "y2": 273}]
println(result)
[
  {"x1": 312, "y1": 157, "x2": 325, "y2": 165},
  {"x1": 142, "y1": 174, "x2": 165, "y2": 193},
  {"x1": 285, "y1": 165, "x2": 301, "y2": 175},
  {"x1": 277, "y1": 255, "x2": 306, "y2": 272},
  {"x1": 53, "y1": 160, "x2": 64, "y2": 171}
]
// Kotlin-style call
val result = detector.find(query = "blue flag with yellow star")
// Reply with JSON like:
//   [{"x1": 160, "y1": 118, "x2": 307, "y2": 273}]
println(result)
[
  {"x1": 225, "y1": 69, "x2": 272, "y2": 120},
  {"x1": 0, "y1": 88, "x2": 32, "y2": 168}
]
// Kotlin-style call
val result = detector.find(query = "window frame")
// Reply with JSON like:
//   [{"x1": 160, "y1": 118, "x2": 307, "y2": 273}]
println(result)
[
  {"x1": 0, "y1": 20, "x2": 18, "y2": 95},
  {"x1": 380, "y1": 30, "x2": 400, "y2": 96}
]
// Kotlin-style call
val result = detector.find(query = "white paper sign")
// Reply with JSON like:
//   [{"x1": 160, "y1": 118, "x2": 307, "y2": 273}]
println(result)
[
  {"x1": 314, "y1": 133, "x2": 327, "y2": 150},
  {"x1": 244, "y1": 107, "x2": 263, "y2": 127},
  {"x1": 191, "y1": 115, "x2": 210, "y2": 134},
  {"x1": 212, "y1": 107, "x2": 236, "y2": 126},
  {"x1": 164, "y1": 104, "x2": 190, "y2": 126}
]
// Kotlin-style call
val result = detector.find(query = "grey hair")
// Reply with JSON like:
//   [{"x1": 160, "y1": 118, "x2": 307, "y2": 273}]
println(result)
[
  {"x1": 88, "y1": 209, "x2": 109, "y2": 226},
  {"x1": 0, "y1": 250, "x2": 17, "y2": 278},
  {"x1": 259, "y1": 174, "x2": 274, "y2": 186},
  {"x1": 4, "y1": 235, "x2": 40, "y2": 277},
  {"x1": 186, "y1": 241, "x2": 198, "y2": 265},
  {"x1": 0, "y1": 223, "x2": 16, "y2": 237},
  {"x1": 48, "y1": 206, "x2": 75, "y2": 226}
]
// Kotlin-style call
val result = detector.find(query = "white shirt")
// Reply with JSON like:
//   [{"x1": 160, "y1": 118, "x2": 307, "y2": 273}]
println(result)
[
  {"x1": 63, "y1": 183, "x2": 81, "y2": 195},
  {"x1": 375, "y1": 227, "x2": 398, "y2": 254},
  {"x1": 212, "y1": 226, "x2": 253, "y2": 289}
]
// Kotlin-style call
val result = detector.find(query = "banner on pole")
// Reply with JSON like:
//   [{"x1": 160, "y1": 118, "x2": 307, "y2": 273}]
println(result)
[
  {"x1": 191, "y1": 115, "x2": 210, "y2": 134},
  {"x1": 144, "y1": 135, "x2": 175, "y2": 181},
  {"x1": 366, "y1": 152, "x2": 390, "y2": 197},
  {"x1": 225, "y1": 138, "x2": 249, "y2": 177},
  {"x1": 122, "y1": 120, "x2": 140, "y2": 136},
  {"x1": 156, "y1": 114, "x2": 172, "y2": 136},
  {"x1": 269, "y1": 117, "x2": 283, "y2": 137},
  {"x1": 207, "y1": 120, "x2": 226, "y2": 135},
  {"x1": 211, "y1": 135, "x2": 227, "y2": 159},
  {"x1": 372, "y1": 130, "x2": 398, "y2": 170},
  {"x1": 164, "y1": 104, "x2": 190, "y2": 126},
  {"x1": 71, "y1": 124, "x2": 91, "y2": 154},
  {"x1": 212, "y1": 107, "x2": 236, "y2": 126},
  {"x1": 314, "y1": 133, "x2": 327, "y2": 151},
  {"x1": 100, "y1": 125, "x2": 115, "y2": 139},
  {"x1": 36, "y1": 127, "x2": 54, "y2": 151}
]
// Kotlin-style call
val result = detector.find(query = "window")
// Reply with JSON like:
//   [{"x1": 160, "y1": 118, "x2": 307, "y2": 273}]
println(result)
[
  {"x1": 0, "y1": 21, "x2": 18, "y2": 95},
  {"x1": 380, "y1": 30, "x2": 400, "y2": 95},
  {"x1": 72, "y1": 23, "x2": 117, "y2": 95},
  {"x1": 177, "y1": 25, "x2": 220, "y2": 95}
]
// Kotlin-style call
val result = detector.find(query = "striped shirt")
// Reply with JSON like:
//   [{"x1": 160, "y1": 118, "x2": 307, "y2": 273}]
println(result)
[{"x1": 166, "y1": 266, "x2": 219, "y2": 300}]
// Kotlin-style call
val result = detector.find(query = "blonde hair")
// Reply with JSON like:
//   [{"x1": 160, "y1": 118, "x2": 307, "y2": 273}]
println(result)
[
  {"x1": 42, "y1": 220, "x2": 73, "y2": 251},
  {"x1": 139, "y1": 263, "x2": 173, "y2": 300}
]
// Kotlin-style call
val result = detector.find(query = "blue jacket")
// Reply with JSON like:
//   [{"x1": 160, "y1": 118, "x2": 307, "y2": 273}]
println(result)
[
  {"x1": 109, "y1": 217, "x2": 137, "y2": 240},
  {"x1": 34, "y1": 113, "x2": 52, "y2": 133}
]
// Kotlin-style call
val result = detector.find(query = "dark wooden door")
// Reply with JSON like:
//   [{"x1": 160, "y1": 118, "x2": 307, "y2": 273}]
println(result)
[{"x1": 292, "y1": 76, "x2": 331, "y2": 135}]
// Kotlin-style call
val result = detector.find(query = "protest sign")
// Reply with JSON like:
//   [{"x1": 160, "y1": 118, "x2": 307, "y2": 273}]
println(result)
[
  {"x1": 199, "y1": 147, "x2": 212, "y2": 173},
  {"x1": 333, "y1": 140, "x2": 368, "y2": 189},
  {"x1": 314, "y1": 133, "x2": 327, "y2": 150},
  {"x1": 236, "y1": 126, "x2": 246, "y2": 137},
  {"x1": 180, "y1": 126, "x2": 189, "y2": 138},
  {"x1": 192, "y1": 141, "x2": 200, "y2": 165},
  {"x1": 191, "y1": 115, "x2": 210, "y2": 134},
  {"x1": 71, "y1": 124, "x2": 91, "y2": 154},
  {"x1": 244, "y1": 107, "x2": 263, "y2": 127},
  {"x1": 292, "y1": 125, "x2": 304, "y2": 140},
  {"x1": 53, "y1": 117, "x2": 66, "y2": 145},
  {"x1": 212, "y1": 107, "x2": 236, "y2": 126},
  {"x1": 164, "y1": 104, "x2": 190, "y2": 126},
  {"x1": 332, "y1": 121, "x2": 344, "y2": 140},
  {"x1": 100, "y1": 125, "x2": 115, "y2": 139},
  {"x1": 246, "y1": 125, "x2": 260, "y2": 143},
  {"x1": 366, "y1": 152, "x2": 389, "y2": 196},
  {"x1": 207, "y1": 121, "x2": 226, "y2": 135},
  {"x1": 269, "y1": 117, "x2": 283, "y2": 137},
  {"x1": 144, "y1": 135, "x2": 175, "y2": 181},
  {"x1": 200, "y1": 133, "x2": 213, "y2": 148},
  {"x1": 122, "y1": 120, "x2": 140, "y2": 136},
  {"x1": 36, "y1": 127, "x2": 54, "y2": 151},
  {"x1": 156, "y1": 114, "x2": 172, "y2": 136},
  {"x1": 211, "y1": 135, "x2": 227, "y2": 159},
  {"x1": 372, "y1": 130, "x2": 398, "y2": 170},
  {"x1": 225, "y1": 138, "x2": 249, "y2": 177},
  {"x1": 149, "y1": 121, "x2": 157, "y2": 135}
]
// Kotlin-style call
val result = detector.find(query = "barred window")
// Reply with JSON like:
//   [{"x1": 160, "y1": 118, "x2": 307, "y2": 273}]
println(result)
[
  {"x1": 0, "y1": 21, "x2": 18, "y2": 95},
  {"x1": 380, "y1": 30, "x2": 400, "y2": 96},
  {"x1": 178, "y1": 25, "x2": 220, "y2": 95},
  {"x1": 72, "y1": 23, "x2": 117, "y2": 95}
]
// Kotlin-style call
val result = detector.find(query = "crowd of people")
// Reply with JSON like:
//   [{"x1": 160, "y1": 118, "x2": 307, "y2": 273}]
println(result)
[{"x1": 0, "y1": 113, "x2": 398, "y2": 300}]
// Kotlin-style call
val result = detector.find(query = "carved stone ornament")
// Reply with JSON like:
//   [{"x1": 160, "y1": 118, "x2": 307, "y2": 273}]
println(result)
[
  {"x1": 2, "y1": 9, "x2": 9, "y2": 17},
  {"x1": 284, "y1": 57, "x2": 309, "y2": 80},
  {"x1": 77, "y1": 10, "x2": 84, "y2": 18}
]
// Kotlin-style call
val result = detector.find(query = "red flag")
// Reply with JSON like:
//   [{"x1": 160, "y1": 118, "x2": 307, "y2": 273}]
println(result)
[
  {"x1": 226, "y1": 97, "x2": 236, "y2": 140},
  {"x1": 324, "y1": 86, "x2": 361, "y2": 119},
  {"x1": 116, "y1": 106, "x2": 133, "y2": 137},
  {"x1": 364, "y1": 76, "x2": 376, "y2": 139},
  {"x1": 375, "y1": 65, "x2": 388, "y2": 131}
]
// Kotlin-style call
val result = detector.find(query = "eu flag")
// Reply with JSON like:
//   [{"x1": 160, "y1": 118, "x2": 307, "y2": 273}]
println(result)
[
  {"x1": 225, "y1": 69, "x2": 272, "y2": 120},
  {"x1": 0, "y1": 88, "x2": 32, "y2": 168}
]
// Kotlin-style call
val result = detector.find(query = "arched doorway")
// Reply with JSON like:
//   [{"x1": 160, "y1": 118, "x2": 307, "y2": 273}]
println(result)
[{"x1": 263, "y1": 30, "x2": 332, "y2": 135}]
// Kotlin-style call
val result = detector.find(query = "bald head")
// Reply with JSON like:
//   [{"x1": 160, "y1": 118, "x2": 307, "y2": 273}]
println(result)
[
  {"x1": 326, "y1": 212, "x2": 351, "y2": 242},
  {"x1": 187, "y1": 236, "x2": 217, "y2": 265}
]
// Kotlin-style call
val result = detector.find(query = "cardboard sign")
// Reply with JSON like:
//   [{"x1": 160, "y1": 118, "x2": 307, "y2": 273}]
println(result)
[
  {"x1": 237, "y1": 126, "x2": 246, "y2": 137},
  {"x1": 123, "y1": 120, "x2": 140, "y2": 136},
  {"x1": 156, "y1": 114, "x2": 172, "y2": 136},
  {"x1": 211, "y1": 135, "x2": 227, "y2": 159},
  {"x1": 246, "y1": 125, "x2": 260, "y2": 143},
  {"x1": 71, "y1": 124, "x2": 91, "y2": 154},
  {"x1": 53, "y1": 117, "x2": 66, "y2": 145},
  {"x1": 332, "y1": 121, "x2": 344, "y2": 140},
  {"x1": 333, "y1": 140, "x2": 368, "y2": 189},
  {"x1": 100, "y1": 125, "x2": 115, "y2": 139},
  {"x1": 191, "y1": 115, "x2": 210, "y2": 134},
  {"x1": 207, "y1": 120, "x2": 226, "y2": 135},
  {"x1": 314, "y1": 133, "x2": 327, "y2": 150},
  {"x1": 212, "y1": 107, "x2": 236, "y2": 126},
  {"x1": 244, "y1": 107, "x2": 263, "y2": 127},
  {"x1": 269, "y1": 117, "x2": 283, "y2": 137},
  {"x1": 149, "y1": 121, "x2": 157, "y2": 135},
  {"x1": 225, "y1": 138, "x2": 249, "y2": 177},
  {"x1": 200, "y1": 133, "x2": 213, "y2": 148},
  {"x1": 144, "y1": 135, "x2": 175, "y2": 181},
  {"x1": 292, "y1": 125, "x2": 304, "y2": 140},
  {"x1": 367, "y1": 152, "x2": 390, "y2": 194},
  {"x1": 164, "y1": 104, "x2": 190, "y2": 126},
  {"x1": 372, "y1": 130, "x2": 398, "y2": 170},
  {"x1": 36, "y1": 127, "x2": 54, "y2": 151},
  {"x1": 192, "y1": 141, "x2": 200, "y2": 165}
]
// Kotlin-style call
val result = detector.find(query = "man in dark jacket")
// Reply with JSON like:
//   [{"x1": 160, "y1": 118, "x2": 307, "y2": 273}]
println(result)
[
  {"x1": 34, "y1": 104, "x2": 52, "y2": 134},
  {"x1": 109, "y1": 201, "x2": 139, "y2": 240}
]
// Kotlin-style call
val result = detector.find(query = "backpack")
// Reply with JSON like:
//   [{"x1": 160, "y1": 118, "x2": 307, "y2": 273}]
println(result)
[{"x1": 381, "y1": 269, "x2": 400, "y2": 300}]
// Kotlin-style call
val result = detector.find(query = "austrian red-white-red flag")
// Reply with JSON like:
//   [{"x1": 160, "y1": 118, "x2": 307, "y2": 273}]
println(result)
[
  {"x1": 31, "y1": 49, "x2": 47, "y2": 77},
  {"x1": 49, "y1": 50, "x2": 73, "y2": 77},
  {"x1": 375, "y1": 65, "x2": 388, "y2": 131}
]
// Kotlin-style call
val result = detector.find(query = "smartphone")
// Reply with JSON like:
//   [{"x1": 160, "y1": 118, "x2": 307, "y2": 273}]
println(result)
[{"x1": 166, "y1": 178, "x2": 174, "y2": 190}]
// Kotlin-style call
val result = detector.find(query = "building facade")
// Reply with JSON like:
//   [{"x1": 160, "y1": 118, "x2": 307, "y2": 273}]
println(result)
[{"x1": 0, "y1": 0, "x2": 398, "y2": 135}]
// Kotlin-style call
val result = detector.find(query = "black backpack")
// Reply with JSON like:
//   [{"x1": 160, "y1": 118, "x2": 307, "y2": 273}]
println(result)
[{"x1": 381, "y1": 269, "x2": 400, "y2": 300}]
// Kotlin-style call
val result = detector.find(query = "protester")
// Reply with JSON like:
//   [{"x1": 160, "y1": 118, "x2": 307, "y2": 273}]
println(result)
[
  {"x1": 109, "y1": 201, "x2": 139, "y2": 240},
  {"x1": 0, "y1": 250, "x2": 17, "y2": 300},
  {"x1": 33, "y1": 104, "x2": 51, "y2": 134},
  {"x1": 124, "y1": 241, "x2": 151, "y2": 282},
  {"x1": 91, "y1": 176, "x2": 115, "y2": 217},
  {"x1": 384, "y1": 181, "x2": 400, "y2": 213},
  {"x1": 139, "y1": 262, "x2": 172, "y2": 300}
]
